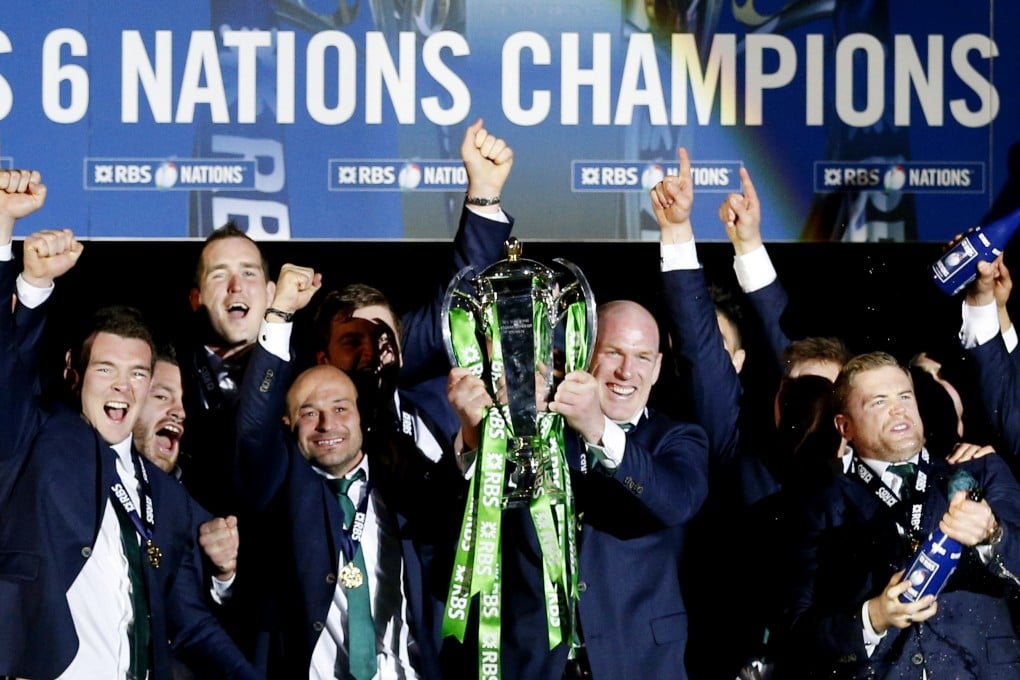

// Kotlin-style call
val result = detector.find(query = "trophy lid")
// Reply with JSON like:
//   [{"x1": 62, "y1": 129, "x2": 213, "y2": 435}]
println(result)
[{"x1": 477, "y1": 237, "x2": 558, "y2": 286}]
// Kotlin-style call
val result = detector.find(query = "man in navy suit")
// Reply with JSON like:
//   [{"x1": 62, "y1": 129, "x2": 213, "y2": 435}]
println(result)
[
  {"x1": 776, "y1": 351, "x2": 1020, "y2": 679},
  {"x1": 0, "y1": 171, "x2": 259, "y2": 679},
  {"x1": 234, "y1": 263, "x2": 462, "y2": 679},
  {"x1": 652, "y1": 148, "x2": 799, "y2": 678},
  {"x1": 960, "y1": 254, "x2": 1020, "y2": 460},
  {"x1": 447, "y1": 299, "x2": 710, "y2": 679}
]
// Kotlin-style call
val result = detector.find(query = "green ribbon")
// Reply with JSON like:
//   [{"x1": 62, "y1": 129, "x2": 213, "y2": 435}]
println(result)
[{"x1": 442, "y1": 294, "x2": 590, "y2": 679}]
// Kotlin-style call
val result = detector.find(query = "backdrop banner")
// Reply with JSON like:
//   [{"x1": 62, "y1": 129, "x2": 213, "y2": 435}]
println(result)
[{"x1": 1, "y1": 1, "x2": 1015, "y2": 242}]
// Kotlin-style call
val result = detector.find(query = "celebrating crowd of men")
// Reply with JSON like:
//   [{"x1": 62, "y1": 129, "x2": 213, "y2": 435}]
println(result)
[{"x1": 3, "y1": 122, "x2": 1020, "y2": 680}]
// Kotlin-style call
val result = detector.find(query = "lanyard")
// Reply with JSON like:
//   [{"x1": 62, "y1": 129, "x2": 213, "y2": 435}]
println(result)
[
  {"x1": 849, "y1": 449, "x2": 930, "y2": 548},
  {"x1": 336, "y1": 478, "x2": 373, "y2": 565},
  {"x1": 110, "y1": 451, "x2": 161, "y2": 568}
]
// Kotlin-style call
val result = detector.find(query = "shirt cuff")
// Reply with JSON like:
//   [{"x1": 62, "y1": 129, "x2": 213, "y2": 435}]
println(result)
[
  {"x1": 15, "y1": 273, "x2": 54, "y2": 309},
  {"x1": 959, "y1": 299, "x2": 999, "y2": 349},
  {"x1": 1003, "y1": 322, "x2": 1018, "y2": 353},
  {"x1": 588, "y1": 417, "x2": 625, "y2": 470},
  {"x1": 733, "y1": 245, "x2": 777, "y2": 293},
  {"x1": 456, "y1": 449, "x2": 477, "y2": 479},
  {"x1": 210, "y1": 572, "x2": 236, "y2": 605},
  {"x1": 258, "y1": 318, "x2": 292, "y2": 361},
  {"x1": 861, "y1": 601, "x2": 885, "y2": 656},
  {"x1": 659, "y1": 239, "x2": 699, "y2": 272},
  {"x1": 0, "y1": 241, "x2": 12, "y2": 261},
  {"x1": 465, "y1": 204, "x2": 510, "y2": 223}
]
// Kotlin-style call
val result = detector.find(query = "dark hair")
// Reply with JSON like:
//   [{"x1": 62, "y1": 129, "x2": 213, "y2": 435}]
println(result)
[
  {"x1": 312, "y1": 283, "x2": 400, "y2": 353},
  {"x1": 71, "y1": 305, "x2": 156, "y2": 375},
  {"x1": 908, "y1": 365, "x2": 961, "y2": 458},
  {"x1": 776, "y1": 374, "x2": 840, "y2": 463},
  {"x1": 781, "y1": 336, "x2": 852, "y2": 378},
  {"x1": 832, "y1": 351, "x2": 909, "y2": 414},
  {"x1": 193, "y1": 222, "x2": 270, "y2": 286},
  {"x1": 153, "y1": 341, "x2": 179, "y2": 367}
]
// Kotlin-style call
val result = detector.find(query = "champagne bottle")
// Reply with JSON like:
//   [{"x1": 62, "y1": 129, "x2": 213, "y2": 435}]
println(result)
[
  {"x1": 899, "y1": 470, "x2": 980, "y2": 603},
  {"x1": 931, "y1": 206, "x2": 1020, "y2": 296}
]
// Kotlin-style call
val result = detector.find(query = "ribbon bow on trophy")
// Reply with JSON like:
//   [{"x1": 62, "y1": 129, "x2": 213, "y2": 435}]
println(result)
[{"x1": 440, "y1": 237, "x2": 596, "y2": 678}]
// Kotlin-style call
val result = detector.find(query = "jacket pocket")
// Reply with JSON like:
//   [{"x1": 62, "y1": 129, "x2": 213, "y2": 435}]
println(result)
[
  {"x1": 0, "y1": 551, "x2": 40, "y2": 582},
  {"x1": 987, "y1": 635, "x2": 1020, "y2": 664},
  {"x1": 651, "y1": 612, "x2": 687, "y2": 645}
]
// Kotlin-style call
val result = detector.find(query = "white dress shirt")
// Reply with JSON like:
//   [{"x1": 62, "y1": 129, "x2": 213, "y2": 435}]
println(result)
[{"x1": 60, "y1": 438, "x2": 140, "y2": 680}]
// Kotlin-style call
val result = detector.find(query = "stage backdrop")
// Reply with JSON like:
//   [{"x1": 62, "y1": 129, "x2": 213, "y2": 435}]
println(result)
[{"x1": 1, "y1": 1, "x2": 1016, "y2": 242}]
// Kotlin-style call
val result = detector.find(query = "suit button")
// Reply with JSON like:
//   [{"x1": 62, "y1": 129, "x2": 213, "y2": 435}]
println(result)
[
  {"x1": 578, "y1": 581, "x2": 587, "y2": 593},
  {"x1": 911, "y1": 652, "x2": 924, "y2": 666},
  {"x1": 313, "y1": 621, "x2": 324, "y2": 632},
  {"x1": 326, "y1": 573, "x2": 337, "y2": 585},
  {"x1": 81, "y1": 547, "x2": 92, "y2": 558}
]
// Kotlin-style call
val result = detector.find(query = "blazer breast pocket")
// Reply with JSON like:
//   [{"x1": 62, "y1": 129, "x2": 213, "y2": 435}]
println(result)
[{"x1": 0, "y1": 551, "x2": 40, "y2": 582}]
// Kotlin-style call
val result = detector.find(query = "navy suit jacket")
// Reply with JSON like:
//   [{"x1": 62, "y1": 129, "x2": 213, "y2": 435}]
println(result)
[
  {"x1": 235, "y1": 343, "x2": 464, "y2": 679},
  {"x1": 398, "y1": 206, "x2": 514, "y2": 387},
  {"x1": 0, "y1": 261, "x2": 259, "y2": 680},
  {"x1": 777, "y1": 453, "x2": 1020, "y2": 679},
  {"x1": 662, "y1": 267, "x2": 798, "y2": 678},
  {"x1": 498, "y1": 409, "x2": 709, "y2": 680},
  {"x1": 968, "y1": 334, "x2": 1020, "y2": 459},
  {"x1": 662, "y1": 267, "x2": 788, "y2": 470},
  {"x1": 399, "y1": 375, "x2": 461, "y2": 460}
]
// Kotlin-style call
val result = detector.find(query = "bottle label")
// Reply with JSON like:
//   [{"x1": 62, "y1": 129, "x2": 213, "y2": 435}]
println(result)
[
  {"x1": 932, "y1": 237, "x2": 980, "y2": 295},
  {"x1": 900, "y1": 540, "x2": 962, "y2": 602}
]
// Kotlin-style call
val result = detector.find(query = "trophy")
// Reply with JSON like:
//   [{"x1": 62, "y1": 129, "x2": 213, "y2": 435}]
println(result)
[
  {"x1": 441, "y1": 237, "x2": 597, "y2": 506},
  {"x1": 441, "y1": 237, "x2": 596, "y2": 675}
]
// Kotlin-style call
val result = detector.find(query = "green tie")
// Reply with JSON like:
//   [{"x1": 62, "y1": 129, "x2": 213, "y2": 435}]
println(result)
[
  {"x1": 112, "y1": 503, "x2": 151, "y2": 680},
  {"x1": 888, "y1": 462, "x2": 917, "y2": 502},
  {"x1": 619, "y1": 422, "x2": 635, "y2": 433},
  {"x1": 326, "y1": 470, "x2": 377, "y2": 680}
]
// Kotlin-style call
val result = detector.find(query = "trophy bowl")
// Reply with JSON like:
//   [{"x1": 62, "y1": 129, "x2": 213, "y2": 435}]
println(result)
[{"x1": 442, "y1": 237, "x2": 596, "y2": 507}]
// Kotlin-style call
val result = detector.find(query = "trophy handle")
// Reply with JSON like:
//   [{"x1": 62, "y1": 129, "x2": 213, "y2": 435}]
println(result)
[
  {"x1": 552, "y1": 258, "x2": 597, "y2": 369},
  {"x1": 442, "y1": 265, "x2": 478, "y2": 368}
]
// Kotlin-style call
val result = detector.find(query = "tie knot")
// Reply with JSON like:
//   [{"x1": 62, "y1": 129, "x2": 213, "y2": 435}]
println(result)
[
  {"x1": 888, "y1": 461, "x2": 917, "y2": 480},
  {"x1": 619, "y1": 422, "x2": 635, "y2": 433},
  {"x1": 887, "y1": 461, "x2": 917, "y2": 500},
  {"x1": 326, "y1": 468, "x2": 366, "y2": 498}
]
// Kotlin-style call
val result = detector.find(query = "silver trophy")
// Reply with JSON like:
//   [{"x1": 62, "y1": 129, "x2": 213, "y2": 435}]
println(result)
[{"x1": 442, "y1": 237, "x2": 596, "y2": 507}]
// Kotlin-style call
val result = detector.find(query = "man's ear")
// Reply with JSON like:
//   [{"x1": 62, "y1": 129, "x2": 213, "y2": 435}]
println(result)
[
  {"x1": 282, "y1": 414, "x2": 291, "y2": 428},
  {"x1": 316, "y1": 351, "x2": 329, "y2": 366},
  {"x1": 266, "y1": 280, "x2": 276, "y2": 305},
  {"x1": 64, "y1": 349, "x2": 81, "y2": 392},
  {"x1": 189, "y1": 287, "x2": 201, "y2": 312},
  {"x1": 834, "y1": 413, "x2": 849, "y2": 439}
]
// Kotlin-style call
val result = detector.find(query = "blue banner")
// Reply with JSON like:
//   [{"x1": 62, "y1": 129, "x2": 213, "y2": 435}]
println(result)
[{"x1": 0, "y1": 1, "x2": 1016, "y2": 242}]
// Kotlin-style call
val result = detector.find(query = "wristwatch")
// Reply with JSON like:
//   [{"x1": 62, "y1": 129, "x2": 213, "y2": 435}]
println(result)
[
  {"x1": 983, "y1": 521, "x2": 1004, "y2": 547},
  {"x1": 265, "y1": 307, "x2": 295, "y2": 322},
  {"x1": 465, "y1": 194, "x2": 500, "y2": 206}
]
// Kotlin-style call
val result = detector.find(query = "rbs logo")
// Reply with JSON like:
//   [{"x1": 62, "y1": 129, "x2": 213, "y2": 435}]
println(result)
[
  {"x1": 336, "y1": 165, "x2": 396, "y2": 185},
  {"x1": 115, "y1": 165, "x2": 152, "y2": 183},
  {"x1": 92, "y1": 163, "x2": 153, "y2": 185},
  {"x1": 600, "y1": 167, "x2": 638, "y2": 186}
]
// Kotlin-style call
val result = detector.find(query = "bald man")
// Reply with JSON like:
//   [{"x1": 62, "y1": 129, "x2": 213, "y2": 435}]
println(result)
[
  {"x1": 449, "y1": 299, "x2": 710, "y2": 680},
  {"x1": 234, "y1": 264, "x2": 461, "y2": 679}
]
